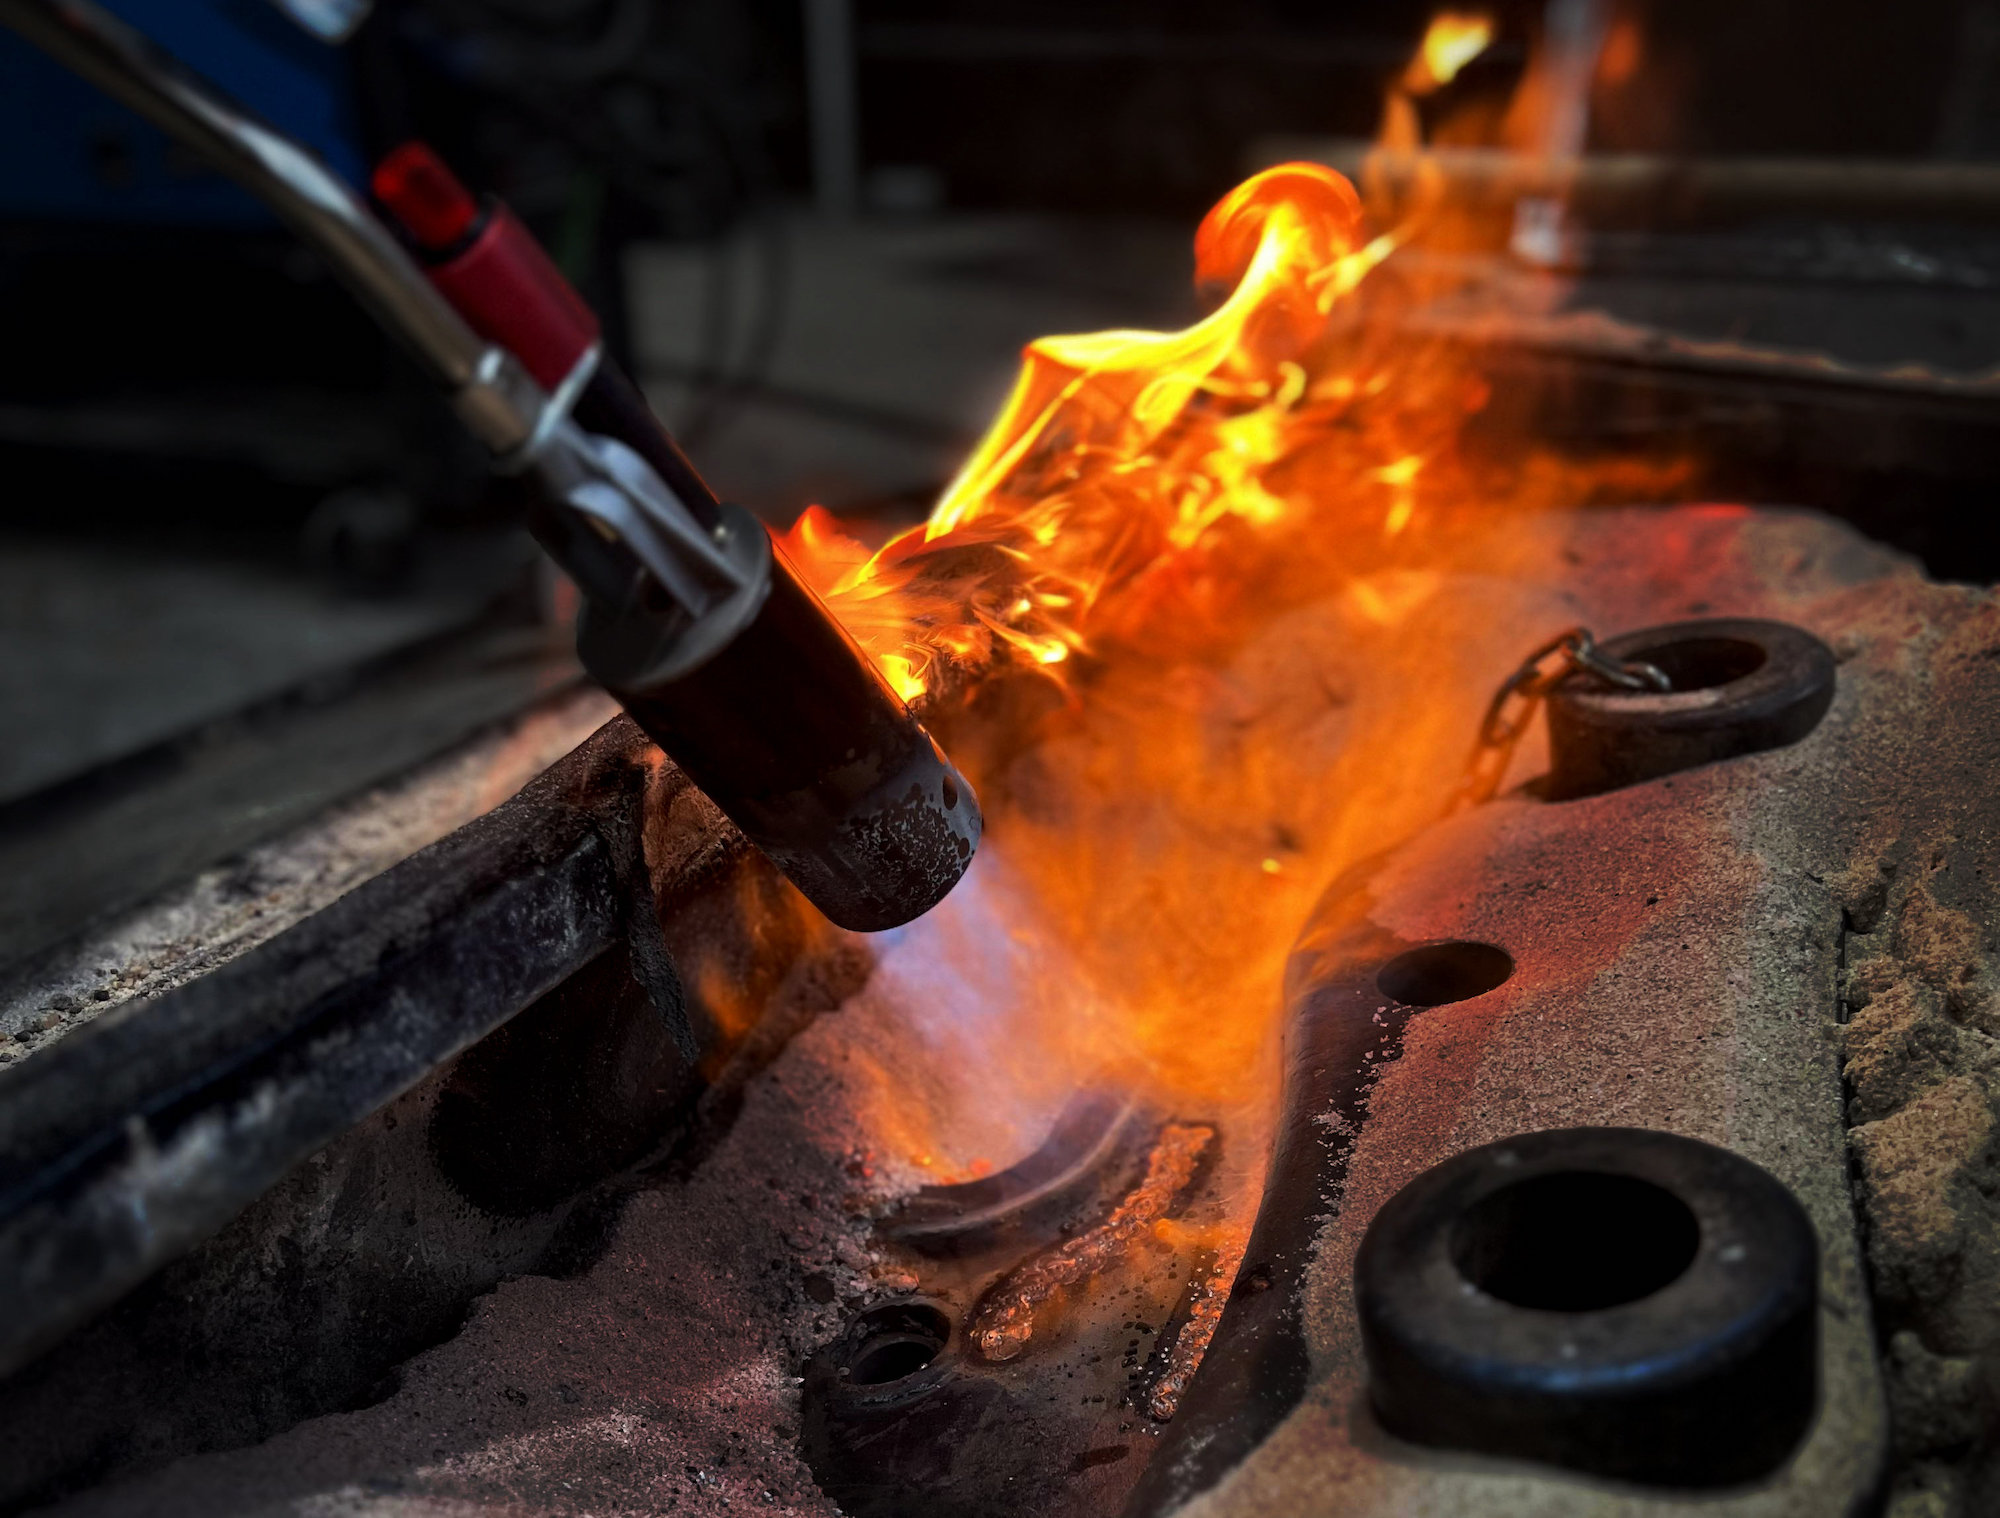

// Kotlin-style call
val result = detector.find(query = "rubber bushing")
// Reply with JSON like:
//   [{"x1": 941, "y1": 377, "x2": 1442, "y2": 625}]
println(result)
[
  {"x1": 1545, "y1": 617, "x2": 1835, "y2": 799},
  {"x1": 1355, "y1": 1127, "x2": 1818, "y2": 1487}
]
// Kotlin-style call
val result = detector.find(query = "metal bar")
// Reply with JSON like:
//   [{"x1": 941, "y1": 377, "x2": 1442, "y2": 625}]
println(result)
[
  {"x1": 1271, "y1": 137, "x2": 2000, "y2": 223},
  {"x1": 1511, "y1": 0, "x2": 1608, "y2": 263},
  {"x1": 0, "y1": 720, "x2": 682, "y2": 1379}
]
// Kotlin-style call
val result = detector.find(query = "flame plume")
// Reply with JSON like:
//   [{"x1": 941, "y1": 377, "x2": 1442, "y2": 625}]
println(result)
[
  {"x1": 1405, "y1": 11, "x2": 1495, "y2": 96},
  {"x1": 783, "y1": 160, "x2": 1491, "y2": 705},
  {"x1": 766, "y1": 11, "x2": 1705, "y2": 1350}
]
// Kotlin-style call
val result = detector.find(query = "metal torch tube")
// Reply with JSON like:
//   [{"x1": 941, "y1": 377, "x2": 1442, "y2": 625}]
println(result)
[
  {"x1": 570, "y1": 359, "x2": 727, "y2": 532},
  {"x1": 0, "y1": 0, "x2": 541, "y2": 454},
  {"x1": 581, "y1": 526, "x2": 981, "y2": 934}
]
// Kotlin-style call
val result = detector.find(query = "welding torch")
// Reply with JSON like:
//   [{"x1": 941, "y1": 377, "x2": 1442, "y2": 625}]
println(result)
[{"x1": 0, "y1": 0, "x2": 980, "y2": 932}]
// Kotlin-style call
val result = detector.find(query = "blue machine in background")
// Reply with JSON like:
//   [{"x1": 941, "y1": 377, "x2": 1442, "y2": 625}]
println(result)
[
  {"x1": 0, "y1": 0, "x2": 367, "y2": 225},
  {"x1": 0, "y1": 0, "x2": 456, "y2": 557}
]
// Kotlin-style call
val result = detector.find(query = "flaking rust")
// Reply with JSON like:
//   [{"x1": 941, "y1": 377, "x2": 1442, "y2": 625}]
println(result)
[
  {"x1": 970, "y1": 1122, "x2": 1214, "y2": 1362},
  {"x1": 1147, "y1": 1235, "x2": 1246, "y2": 1422}
]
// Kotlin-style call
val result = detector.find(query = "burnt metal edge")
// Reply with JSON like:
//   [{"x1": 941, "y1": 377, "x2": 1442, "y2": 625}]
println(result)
[
  {"x1": 0, "y1": 715, "x2": 685, "y2": 1379},
  {"x1": 1121, "y1": 930, "x2": 1417, "y2": 1517},
  {"x1": 880, "y1": 1090, "x2": 1145, "y2": 1258},
  {"x1": 805, "y1": 1112, "x2": 1222, "y2": 1518}
]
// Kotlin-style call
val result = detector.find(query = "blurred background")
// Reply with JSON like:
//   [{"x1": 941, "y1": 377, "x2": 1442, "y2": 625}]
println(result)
[{"x1": 4, "y1": 0, "x2": 1999, "y2": 988}]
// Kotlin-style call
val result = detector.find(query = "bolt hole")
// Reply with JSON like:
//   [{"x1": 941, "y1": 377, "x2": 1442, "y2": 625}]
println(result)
[
  {"x1": 843, "y1": 1303, "x2": 949, "y2": 1386},
  {"x1": 1451, "y1": 1170, "x2": 1700, "y2": 1312},
  {"x1": 1376, "y1": 942, "x2": 1513, "y2": 1007},
  {"x1": 1623, "y1": 636, "x2": 1767, "y2": 692}
]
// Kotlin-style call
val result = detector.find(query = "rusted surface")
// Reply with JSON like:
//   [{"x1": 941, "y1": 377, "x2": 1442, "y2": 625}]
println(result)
[
  {"x1": 38, "y1": 505, "x2": 1993, "y2": 1517},
  {"x1": 1178, "y1": 517, "x2": 2000, "y2": 1516}
]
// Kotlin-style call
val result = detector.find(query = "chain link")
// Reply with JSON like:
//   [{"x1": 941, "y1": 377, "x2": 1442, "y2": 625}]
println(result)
[{"x1": 1453, "y1": 627, "x2": 1670, "y2": 810}]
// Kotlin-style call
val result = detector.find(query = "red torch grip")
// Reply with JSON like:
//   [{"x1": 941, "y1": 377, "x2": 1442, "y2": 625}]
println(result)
[
  {"x1": 426, "y1": 203, "x2": 601, "y2": 389},
  {"x1": 373, "y1": 142, "x2": 601, "y2": 390}
]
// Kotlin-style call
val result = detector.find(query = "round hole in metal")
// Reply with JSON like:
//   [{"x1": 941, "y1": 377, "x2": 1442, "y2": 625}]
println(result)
[
  {"x1": 1376, "y1": 942, "x2": 1513, "y2": 1007},
  {"x1": 1450, "y1": 1170, "x2": 1699, "y2": 1311},
  {"x1": 1625, "y1": 635, "x2": 1767, "y2": 692},
  {"x1": 844, "y1": 1303, "x2": 950, "y2": 1386}
]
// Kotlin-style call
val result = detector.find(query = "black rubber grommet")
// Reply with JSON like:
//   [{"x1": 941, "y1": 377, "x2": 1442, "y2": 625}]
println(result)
[
  {"x1": 1545, "y1": 617, "x2": 1835, "y2": 799},
  {"x1": 1355, "y1": 1127, "x2": 1818, "y2": 1488}
]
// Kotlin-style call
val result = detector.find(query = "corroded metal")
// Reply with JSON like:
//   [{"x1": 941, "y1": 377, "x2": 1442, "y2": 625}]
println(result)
[{"x1": 1545, "y1": 616, "x2": 1837, "y2": 799}]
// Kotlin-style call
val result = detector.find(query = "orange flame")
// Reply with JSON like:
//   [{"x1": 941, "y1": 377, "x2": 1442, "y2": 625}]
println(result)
[
  {"x1": 781, "y1": 160, "x2": 1493, "y2": 704},
  {"x1": 1404, "y1": 11, "x2": 1495, "y2": 96},
  {"x1": 771, "y1": 8, "x2": 1701, "y2": 1215}
]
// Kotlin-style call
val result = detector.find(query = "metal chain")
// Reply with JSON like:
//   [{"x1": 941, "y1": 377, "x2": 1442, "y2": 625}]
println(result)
[{"x1": 1453, "y1": 627, "x2": 1671, "y2": 810}]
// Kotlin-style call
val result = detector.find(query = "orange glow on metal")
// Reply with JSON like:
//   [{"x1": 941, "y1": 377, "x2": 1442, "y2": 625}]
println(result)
[{"x1": 763, "y1": 11, "x2": 1706, "y2": 1309}]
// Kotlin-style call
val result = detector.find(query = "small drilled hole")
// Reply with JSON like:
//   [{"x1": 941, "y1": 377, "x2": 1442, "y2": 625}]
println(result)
[
  {"x1": 1376, "y1": 942, "x2": 1513, "y2": 1007},
  {"x1": 844, "y1": 1303, "x2": 949, "y2": 1386},
  {"x1": 1451, "y1": 1171, "x2": 1700, "y2": 1311},
  {"x1": 1625, "y1": 636, "x2": 1767, "y2": 692}
]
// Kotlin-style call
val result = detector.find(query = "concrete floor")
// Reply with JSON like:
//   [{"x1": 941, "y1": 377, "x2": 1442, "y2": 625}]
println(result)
[{"x1": 0, "y1": 539, "x2": 486, "y2": 807}]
